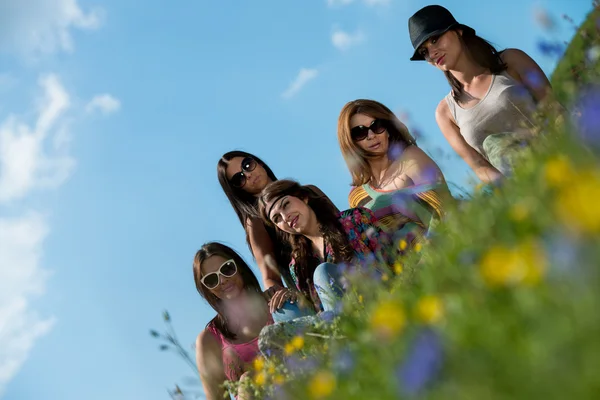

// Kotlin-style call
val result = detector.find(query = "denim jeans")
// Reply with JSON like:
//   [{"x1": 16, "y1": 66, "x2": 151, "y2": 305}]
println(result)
[
  {"x1": 271, "y1": 299, "x2": 315, "y2": 323},
  {"x1": 270, "y1": 262, "x2": 345, "y2": 323}
]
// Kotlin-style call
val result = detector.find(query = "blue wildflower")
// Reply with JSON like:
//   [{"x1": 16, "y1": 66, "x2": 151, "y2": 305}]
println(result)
[
  {"x1": 333, "y1": 348, "x2": 355, "y2": 374},
  {"x1": 396, "y1": 328, "x2": 444, "y2": 396},
  {"x1": 573, "y1": 84, "x2": 600, "y2": 146}
]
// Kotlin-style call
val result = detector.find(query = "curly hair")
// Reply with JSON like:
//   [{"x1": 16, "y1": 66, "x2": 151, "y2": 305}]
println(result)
[{"x1": 258, "y1": 180, "x2": 354, "y2": 302}]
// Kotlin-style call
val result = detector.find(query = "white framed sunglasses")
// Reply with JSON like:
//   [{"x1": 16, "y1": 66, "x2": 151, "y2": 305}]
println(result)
[{"x1": 201, "y1": 259, "x2": 238, "y2": 289}]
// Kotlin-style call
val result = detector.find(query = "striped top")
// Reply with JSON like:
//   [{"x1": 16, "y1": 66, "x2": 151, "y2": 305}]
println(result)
[{"x1": 348, "y1": 182, "x2": 447, "y2": 251}]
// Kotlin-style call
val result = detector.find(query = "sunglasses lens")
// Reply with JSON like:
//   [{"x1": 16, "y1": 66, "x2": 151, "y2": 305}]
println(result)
[
  {"x1": 371, "y1": 119, "x2": 386, "y2": 134},
  {"x1": 203, "y1": 273, "x2": 219, "y2": 289},
  {"x1": 221, "y1": 261, "x2": 237, "y2": 277},
  {"x1": 241, "y1": 157, "x2": 257, "y2": 172},
  {"x1": 230, "y1": 172, "x2": 246, "y2": 188},
  {"x1": 351, "y1": 126, "x2": 369, "y2": 141}
]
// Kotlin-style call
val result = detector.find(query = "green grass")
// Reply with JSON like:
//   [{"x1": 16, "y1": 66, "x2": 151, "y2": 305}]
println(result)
[{"x1": 226, "y1": 7, "x2": 600, "y2": 400}]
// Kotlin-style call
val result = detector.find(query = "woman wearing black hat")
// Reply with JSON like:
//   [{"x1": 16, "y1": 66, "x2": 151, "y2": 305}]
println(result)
[{"x1": 407, "y1": 5, "x2": 552, "y2": 182}]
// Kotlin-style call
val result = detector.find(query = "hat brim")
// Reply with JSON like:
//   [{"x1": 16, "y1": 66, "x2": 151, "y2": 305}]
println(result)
[{"x1": 410, "y1": 23, "x2": 475, "y2": 61}]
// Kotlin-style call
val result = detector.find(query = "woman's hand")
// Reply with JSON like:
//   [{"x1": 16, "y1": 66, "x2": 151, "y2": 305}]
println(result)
[
  {"x1": 267, "y1": 287, "x2": 297, "y2": 313},
  {"x1": 263, "y1": 284, "x2": 284, "y2": 302}
]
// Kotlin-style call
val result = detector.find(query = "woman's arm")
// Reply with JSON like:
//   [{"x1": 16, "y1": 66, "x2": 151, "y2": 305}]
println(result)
[
  {"x1": 501, "y1": 48, "x2": 552, "y2": 103},
  {"x1": 401, "y1": 145, "x2": 447, "y2": 186},
  {"x1": 196, "y1": 330, "x2": 227, "y2": 400},
  {"x1": 435, "y1": 99, "x2": 504, "y2": 183},
  {"x1": 245, "y1": 217, "x2": 285, "y2": 290}
]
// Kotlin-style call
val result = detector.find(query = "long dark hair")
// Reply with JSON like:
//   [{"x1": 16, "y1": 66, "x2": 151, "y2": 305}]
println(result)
[
  {"x1": 217, "y1": 151, "x2": 293, "y2": 285},
  {"x1": 193, "y1": 242, "x2": 263, "y2": 340},
  {"x1": 217, "y1": 150, "x2": 278, "y2": 226},
  {"x1": 446, "y1": 28, "x2": 507, "y2": 102},
  {"x1": 258, "y1": 180, "x2": 354, "y2": 304}
]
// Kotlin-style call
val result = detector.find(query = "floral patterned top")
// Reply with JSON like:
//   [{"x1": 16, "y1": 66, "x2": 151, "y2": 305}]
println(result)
[{"x1": 288, "y1": 207, "x2": 391, "y2": 311}]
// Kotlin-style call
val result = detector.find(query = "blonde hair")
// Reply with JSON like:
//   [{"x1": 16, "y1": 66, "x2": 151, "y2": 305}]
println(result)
[{"x1": 337, "y1": 99, "x2": 416, "y2": 186}]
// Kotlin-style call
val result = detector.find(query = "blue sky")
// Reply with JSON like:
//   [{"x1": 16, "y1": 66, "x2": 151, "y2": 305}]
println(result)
[{"x1": 0, "y1": 0, "x2": 592, "y2": 399}]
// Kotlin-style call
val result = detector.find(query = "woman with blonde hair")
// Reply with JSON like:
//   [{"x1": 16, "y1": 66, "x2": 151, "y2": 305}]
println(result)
[{"x1": 337, "y1": 99, "x2": 451, "y2": 253}]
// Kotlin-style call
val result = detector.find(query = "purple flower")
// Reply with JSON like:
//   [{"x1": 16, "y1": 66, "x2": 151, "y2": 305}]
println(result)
[
  {"x1": 319, "y1": 310, "x2": 336, "y2": 322},
  {"x1": 266, "y1": 385, "x2": 287, "y2": 400},
  {"x1": 573, "y1": 84, "x2": 600, "y2": 146},
  {"x1": 536, "y1": 40, "x2": 565, "y2": 58},
  {"x1": 524, "y1": 69, "x2": 546, "y2": 90},
  {"x1": 333, "y1": 349, "x2": 355, "y2": 374},
  {"x1": 396, "y1": 329, "x2": 444, "y2": 396},
  {"x1": 286, "y1": 355, "x2": 318, "y2": 375},
  {"x1": 388, "y1": 142, "x2": 404, "y2": 161}
]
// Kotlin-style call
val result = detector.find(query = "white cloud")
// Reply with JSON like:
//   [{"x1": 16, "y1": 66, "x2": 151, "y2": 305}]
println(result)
[
  {"x1": 281, "y1": 68, "x2": 319, "y2": 99},
  {"x1": 332, "y1": 28, "x2": 365, "y2": 51},
  {"x1": 0, "y1": 212, "x2": 56, "y2": 397},
  {"x1": 0, "y1": 74, "x2": 75, "y2": 203},
  {"x1": 0, "y1": 75, "x2": 80, "y2": 394},
  {"x1": 0, "y1": 0, "x2": 103, "y2": 57},
  {"x1": 86, "y1": 94, "x2": 121, "y2": 115}
]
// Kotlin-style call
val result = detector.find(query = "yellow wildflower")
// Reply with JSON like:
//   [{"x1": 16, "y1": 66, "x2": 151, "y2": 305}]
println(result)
[
  {"x1": 309, "y1": 370, "x2": 336, "y2": 398},
  {"x1": 398, "y1": 239, "x2": 407, "y2": 251},
  {"x1": 555, "y1": 169, "x2": 600, "y2": 234},
  {"x1": 284, "y1": 335, "x2": 304, "y2": 355},
  {"x1": 544, "y1": 156, "x2": 573, "y2": 187},
  {"x1": 416, "y1": 295, "x2": 444, "y2": 324},
  {"x1": 267, "y1": 365, "x2": 276, "y2": 375},
  {"x1": 509, "y1": 201, "x2": 529, "y2": 221},
  {"x1": 393, "y1": 262, "x2": 403, "y2": 275},
  {"x1": 358, "y1": 294, "x2": 363, "y2": 303},
  {"x1": 480, "y1": 239, "x2": 546, "y2": 287},
  {"x1": 253, "y1": 356, "x2": 265, "y2": 371},
  {"x1": 254, "y1": 371, "x2": 267, "y2": 386},
  {"x1": 381, "y1": 273, "x2": 389, "y2": 282},
  {"x1": 273, "y1": 374, "x2": 285, "y2": 385},
  {"x1": 414, "y1": 243, "x2": 423, "y2": 252},
  {"x1": 370, "y1": 299, "x2": 406, "y2": 338}
]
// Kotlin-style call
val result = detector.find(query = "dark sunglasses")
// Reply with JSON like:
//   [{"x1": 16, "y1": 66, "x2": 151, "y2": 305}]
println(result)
[
  {"x1": 201, "y1": 259, "x2": 238, "y2": 289},
  {"x1": 350, "y1": 119, "x2": 387, "y2": 142},
  {"x1": 230, "y1": 157, "x2": 257, "y2": 188}
]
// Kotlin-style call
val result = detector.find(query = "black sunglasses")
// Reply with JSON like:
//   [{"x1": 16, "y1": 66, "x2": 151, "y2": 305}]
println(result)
[
  {"x1": 230, "y1": 157, "x2": 257, "y2": 188},
  {"x1": 201, "y1": 259, "x2": 238, "y2": 289},
  {"x1": 350, "y1": 119, "x2": 387, "y2": 142}
]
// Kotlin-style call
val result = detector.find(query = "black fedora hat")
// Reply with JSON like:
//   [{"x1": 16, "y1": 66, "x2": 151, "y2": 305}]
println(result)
[{"x1": 408, "y1": 5, "x2": 475, "y2": 61}]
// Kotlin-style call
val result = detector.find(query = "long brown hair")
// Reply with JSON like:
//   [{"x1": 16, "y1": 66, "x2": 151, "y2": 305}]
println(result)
[
  {"x1": 445, "y1": 28, "x2": 507, "y2": 102},
  {"x1": 258, "y1": 180, "x2": 354, "y2": 303},
  {"x1": 337, "y1": 99, "x2": 416, "y2": 187},
  {"x1": 193, "y1": 242, "x2": 263, "y2": 340}
]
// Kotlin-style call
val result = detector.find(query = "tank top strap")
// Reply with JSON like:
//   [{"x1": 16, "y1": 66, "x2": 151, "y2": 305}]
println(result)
[
  {"x1": 206, "y1": 320, "x2": 226, "y2": 346},
  {"x1": 361, "y1": 183, "x2": 380, "y2": 199}
]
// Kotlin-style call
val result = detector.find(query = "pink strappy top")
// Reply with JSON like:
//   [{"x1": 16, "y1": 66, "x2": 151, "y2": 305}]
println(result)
[{"x1": 207, "y1": 317, "x2": 273, "y2": 382}]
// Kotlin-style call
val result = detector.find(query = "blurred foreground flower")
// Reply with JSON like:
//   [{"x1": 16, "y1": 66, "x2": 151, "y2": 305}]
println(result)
[
  {"x1": 309, "y1": 370, "x2": 337, "y2": 398},
  {"x1": 480, "y1": 239, "x2": 547, "y2": 287},
  {"x1": 555, "y1": 168, "x2": 600, "y2": 234},
  {"x1": 397, "y1": 329, "x2": 443, "y2": 396},
  {"x1": 416, "y1": 296, "x2": 444, "y2": 324},
  {"x1": 573, "y1": 84, "x2": 600, "y2": 146},
  {"x1": 370, "y1": 299, "x2": 406, "y2": 339}
]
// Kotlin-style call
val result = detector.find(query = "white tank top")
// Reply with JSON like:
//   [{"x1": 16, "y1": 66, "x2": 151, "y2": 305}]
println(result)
[{"x1": 444, "y1": 71, "x2": 537, "y2": 157}]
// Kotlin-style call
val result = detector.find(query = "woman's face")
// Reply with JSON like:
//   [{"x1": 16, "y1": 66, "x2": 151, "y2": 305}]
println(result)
[
  {"x1": 201, "y1": 255, "x2": 244, "y2": 300},
  {"x1": 225, "y1": 156, "x2": 270, "y2": 195},
  {"x1": 349, "y1": 113, "x2": 389, "y2": 156},
  {"x1": 417, "y1": 30, "x2": 463, "y2": 71},
  {"x1": 266, "y1": 194, "x2": 317, "y2": 235}
]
